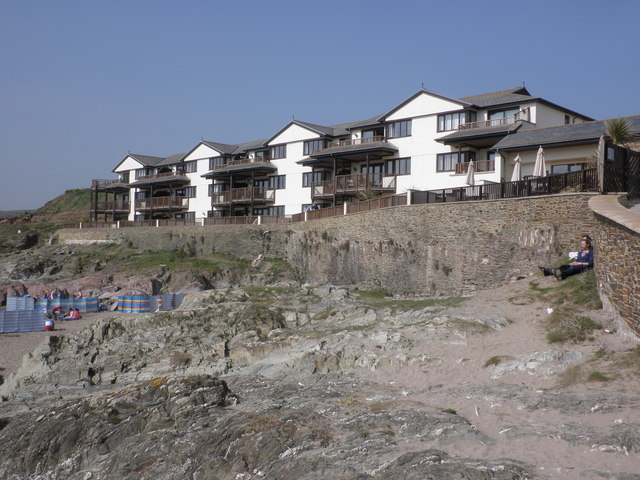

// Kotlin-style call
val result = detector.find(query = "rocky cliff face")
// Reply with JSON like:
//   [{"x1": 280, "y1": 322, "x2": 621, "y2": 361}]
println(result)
[{"x1": 1, "y1": 280, "x2": 639, "y2": 479}]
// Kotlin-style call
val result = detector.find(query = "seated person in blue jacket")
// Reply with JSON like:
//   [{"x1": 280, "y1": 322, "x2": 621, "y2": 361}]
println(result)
[{"x1": 540, "y1": 235, "x2": 594, "y2": 280}]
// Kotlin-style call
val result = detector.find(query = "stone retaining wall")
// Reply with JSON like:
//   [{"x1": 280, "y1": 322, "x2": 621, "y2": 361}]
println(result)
[
  {"x1": 58, "y1": 193, "x2": 597, "y2": 297},
  {"x1": 589, "y1": 195, "x2": 640, "y2": 337}
]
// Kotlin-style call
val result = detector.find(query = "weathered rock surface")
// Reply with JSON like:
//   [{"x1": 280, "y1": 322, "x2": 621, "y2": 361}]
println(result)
[{"x1": 1, "y1": 282, "x2": 638, "y2": 479}]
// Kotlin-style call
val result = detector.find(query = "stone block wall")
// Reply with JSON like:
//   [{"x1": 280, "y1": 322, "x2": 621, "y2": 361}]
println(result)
[
  {"x1": 589, "y1": 195, "x2": 640, "y2": 337},
  {"x1": 58, "y1": 193, "x2": 597, "y2": 297}
]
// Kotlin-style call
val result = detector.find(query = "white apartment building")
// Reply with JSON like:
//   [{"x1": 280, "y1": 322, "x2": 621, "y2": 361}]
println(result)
[{"x1": 91, "y1": 86, "x2": 593, "y2": 222}]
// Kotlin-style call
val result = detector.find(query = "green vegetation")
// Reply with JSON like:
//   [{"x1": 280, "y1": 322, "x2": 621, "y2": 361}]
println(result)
[
  {"x1": 545, "y1": 309, "x2": 602, "y2": 343},
  {"x1": 356, "y1": 288, "x2": 465, "y2": 312},
  {"x1": 483, "y1": 355, "x2": 512, "y2": 368},
  {"x1": 586, "y1": 371, "x2": 610, "y2": 382},
  {"x1": 35, "y1": 188, "x2": 91, "y2": 220},
  {"x1": 441, "y1": 408, "x2": 457, "y2": 415}
]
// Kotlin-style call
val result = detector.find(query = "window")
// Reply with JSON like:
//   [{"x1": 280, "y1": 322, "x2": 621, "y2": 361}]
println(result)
[
  {"x1": 254, "y1": 150, "x2": 269, "y2": 160},
  {"x1": 385, "y1": 157, "x2": 411, "y2": 175},
  {"x1": 303, "y1": 139, "x2": 325, "y2": 155},
  {"x1": 183, "y1": 212, "x2": 195, "y2": 220},
  {"x1": 437, "y1": 111, "x2": 476, "y2": 131},
  {"x1": 551, "y1": 163, "x2": 586, "y2": 174},
  {"x1": 135, "y1": 168, "x2": 151, "y2": 179},
  {"x1": 209, "y1": 184, "x2": 225, "y2": 196},
  {"x1": 183, "y1": 186, "x2": 196, "y2": 198},
  {"x1": 361, "y1": 164, "x2": 384, "y2": 174},
  {"x1": 184, "y1": 161, "x2": 197, "y2": 173},
  {"x1": 437, "y1": 151, "x2": 476, "y2": 172},
  {"x1": 118, "y1": 172, "x2": 130, "y2": 183},
  {"x1": 387, "y1": 120, "x2": 412, "y2": 138},
  {"x1": 268, "y1": 175, "x2": 286, "y2": 190},
  {"x1": 564, "y1": 115, "x2": 571, "y2": 125},
  {"x1": 254, "y1": 206, "x2": 284, "y2": 216},
  {"x1": 209, "y1": 156, "x2": 227, "y2": 169},
  {"x1": 270, "y1": 144, "x2": 286, "y2": 159},
  {"x1": 302, "y1": 171, "x2": 329, "y2": 187},
  {"x1": 488, "y1": 107, "x2": 520, "y2": 124}
]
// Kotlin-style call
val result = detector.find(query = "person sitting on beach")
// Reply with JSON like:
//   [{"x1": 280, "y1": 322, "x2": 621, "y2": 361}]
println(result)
[
  {"x1": 75, "y1": 290, "x2": 83, "y2": 299},
  {"x1": 62, "y1": 307, "x2": 75, "y2": 320},
  {"x1": 72, "y1": 308, "x2": 82, "y2": 320},
  {"x1": 44, "y1": 314, "x2": 55, "y2": 331},
  {"x1": 540, "y1": 235, "x2": 594, "y2": 281}
]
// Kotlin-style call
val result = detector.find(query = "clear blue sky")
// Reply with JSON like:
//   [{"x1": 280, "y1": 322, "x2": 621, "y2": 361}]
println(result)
[{"x1": 1, "y1": 0, "x2": 638, "y2": 210}]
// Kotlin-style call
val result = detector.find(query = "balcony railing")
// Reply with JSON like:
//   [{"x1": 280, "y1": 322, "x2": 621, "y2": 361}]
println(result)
[
  {"x1": 136, "y1": 171, "x2": 186, "y2": 181},
  {"x1": 211, "y1": 187, "x2": 276, "y2": 206},
  {"x1": 454, "y1": 159, "x2": 496, "y2": 174},
  {"x1": 95, "y1": 201, "x2": 130, "y2": 211},
  {"x1": 458, "y1": 116, "x2": 518, "y2": 130},
  {"x1": 312, "y1": 173, "x2": 397, "y2": 197},
  {"x1": 134, "y1": 196, "x2": 189, "y2": 210},
  {"x1": 213, "y1": 158, "x2": 272, "y2": 170},
  {"x1": 326, "y1": 136, "x2": 386, "y2": 149},
  {"x1": 92, "y1": 179, "x2": 128, "y2": 188}
]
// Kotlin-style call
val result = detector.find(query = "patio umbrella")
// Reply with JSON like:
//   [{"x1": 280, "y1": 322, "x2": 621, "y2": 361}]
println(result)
[
  {"x1": 466, "y1": 160, "x2": 475, "y2": 186},
  {"x1": 511, "y1": 154, "x2": 522, "y2": 181},
  {"x1": 533, "y1": 146, "x2": 546, "y2": 177}
]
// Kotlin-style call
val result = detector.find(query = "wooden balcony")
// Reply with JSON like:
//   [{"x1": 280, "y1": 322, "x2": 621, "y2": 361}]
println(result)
[
  {"x1": 307, "y1": 136, "x2": 398, "y2": 163},
  {"x1": 312, "y1": 173, "x2": 397, "y2": 198},
  {"x1": 211, "y1": 187, "x2": 276, "y2": 206},
  {"x1": 454, "y1": 159, "x2": 495, "y2": 174},
  {"x1": 326, "y1": 135, "x2": 387, "y2": 149},
  {"x1": 458, "y1": 116, "x2": 517, "y2": 130},
  {"x1": 94, "y1": 201, "x2": 130, "y2": 212},
  {"x1": 91, "y1": 178, "x2": 129, "y2": 189},
  {"x1": 213, "y1": 158, "x2": 272, "y2": 170},
  {"x1": 132, "y1": 171, "x2": 189, "y2": 185},
  {"x1": 134, "y1": 196, "x2": 189, "y2": 211}
]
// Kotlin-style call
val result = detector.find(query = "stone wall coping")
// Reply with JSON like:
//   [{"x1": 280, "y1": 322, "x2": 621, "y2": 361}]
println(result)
[{"x1": 589, "y1": 195, "x2": 640, "y2": 235}]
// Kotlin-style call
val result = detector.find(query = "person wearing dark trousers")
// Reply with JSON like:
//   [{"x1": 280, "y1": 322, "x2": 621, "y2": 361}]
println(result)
[{"x1": 540, "y1": 235, "x2": 593, "y2": 280}]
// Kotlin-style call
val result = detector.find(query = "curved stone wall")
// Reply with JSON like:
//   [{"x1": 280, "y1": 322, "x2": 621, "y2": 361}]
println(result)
[{"x1": 589, "y1": 195, "x2": 640, "y2": 337}]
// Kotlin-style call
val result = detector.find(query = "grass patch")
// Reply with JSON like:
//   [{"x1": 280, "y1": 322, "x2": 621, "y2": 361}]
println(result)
[
  {"x1": 483, "y1": 355, "x2": 512, "y2": 368},
  {"x1": 556, "y1": 365, "x2": 583, "y2": 387},
  {"x1": 530, "y1": 270, "x2": 602, "y2": 310},
  {"x1": 614, "y1": 345, "x2": 640, "y2": 374},
  {"x1": 356, "y1": 289, "x2": 466, "y2": 312},
  {"x1": 545, "y1": 308, "x2": 602, "y2": 343},
  {"x1": 587, "y1": 371, "x2": 610, "y2": 382},
  {"x1": 441, "y1": 408, "x2": 457, "y2": 415}
]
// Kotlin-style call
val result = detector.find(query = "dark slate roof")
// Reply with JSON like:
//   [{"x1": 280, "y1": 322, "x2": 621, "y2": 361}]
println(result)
[
  {"x1": 437, "y1": 122, "x2": 523, "y2": 143},
  {"x1": 293, "y1": 120, "x2": 335, "y2": 137},
  {"x1": 128, "y1": 154, "x2": 166, "y2": 167},
  {"x1": 159, "y1": 153, "x2": 186, "y2": 166},
  {"x1": 492, "y1": 115, "x2": 640, "y2": 150},
  {"x1": 459, "y1": 87, "x2": 533, "y2": 108},
  {"x1": 201, "y1": 141, "x2": 240, "y2": 155}
]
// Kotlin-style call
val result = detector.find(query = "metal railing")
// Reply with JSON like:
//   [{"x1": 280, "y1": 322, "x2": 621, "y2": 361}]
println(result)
[
  {"x1": 411, "y1": 168, "x2": 598, "y2": 204},
  {"x1": 136, "y1": 171, "x2": 186, "y2": 181}
]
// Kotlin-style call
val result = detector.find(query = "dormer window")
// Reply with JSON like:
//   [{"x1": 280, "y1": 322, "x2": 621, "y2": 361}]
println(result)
[
  {"x1": 488, "y1": 107, "x2": 520, "y2": 124},
  {"x1": 437, "y1": 111, "x2": 477, "y2": 132}
]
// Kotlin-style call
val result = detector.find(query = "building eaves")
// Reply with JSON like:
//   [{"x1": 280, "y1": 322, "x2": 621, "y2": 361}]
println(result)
[
  {"x1": 492, "y1": 115, "x2": 640, "y2": 151},
  {"x1": 437, "y1": 122, "x2": 523, "y2": 144}
]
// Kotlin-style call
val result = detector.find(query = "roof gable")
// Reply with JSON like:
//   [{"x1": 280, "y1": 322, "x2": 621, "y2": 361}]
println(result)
[
  {"x1": 266, "y1": 121, "x2": 324, "y2": 145},
  {"x1": 379, "y1": 89, "x2": 470, "y2": 122}
]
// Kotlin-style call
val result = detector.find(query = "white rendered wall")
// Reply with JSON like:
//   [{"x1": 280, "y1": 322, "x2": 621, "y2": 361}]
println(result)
[
  {"x1": 268, "y1": 123, "x2": 319, "y2": 214},
  {"x1": 182, "y1": 143, "x2": 225, "y2": 219},
  {"x1": 385, "y1": 92, "x2": 464, "y2": 121},
  {"x1": 114, "y1": 156, "x2": 143, "y2": 173}
]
